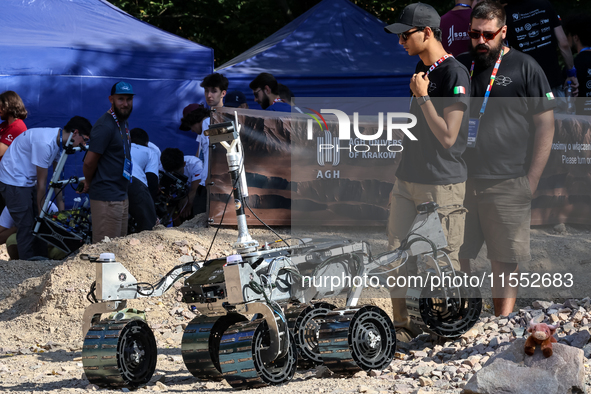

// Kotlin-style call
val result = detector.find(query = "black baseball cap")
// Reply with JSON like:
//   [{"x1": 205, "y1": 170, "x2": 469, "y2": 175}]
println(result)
[
  {"x1": 225, "y1": 91, "x2": 247, "y2": 108},
  {"x1": 384, "y1": 3, "x2": 440, "y2": 35}
]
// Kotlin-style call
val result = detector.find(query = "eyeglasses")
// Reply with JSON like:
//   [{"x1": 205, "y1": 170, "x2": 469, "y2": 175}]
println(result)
[
  {"x1": 253, "y1": 88, "x2": 262, "y2": 98},
  {"x1": 467, "y1": 27, "x2": 503, "y2": 42},
  {"x1": 397, "y1": 28, "x2": 424, "y2": 41}
]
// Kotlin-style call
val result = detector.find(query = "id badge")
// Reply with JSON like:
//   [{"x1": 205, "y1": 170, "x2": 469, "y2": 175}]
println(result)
[
  {"x1": 467, "y1": 118, "x2": 481, "y2": 148},
  {"x1": 123, "y1": 158, "x2": 133, "y2": 181}
]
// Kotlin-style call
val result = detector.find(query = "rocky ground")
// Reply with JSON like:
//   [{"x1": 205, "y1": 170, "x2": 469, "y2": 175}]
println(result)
[{"x1": 0, "y1": 216, "x2": 591, "y2": 394}]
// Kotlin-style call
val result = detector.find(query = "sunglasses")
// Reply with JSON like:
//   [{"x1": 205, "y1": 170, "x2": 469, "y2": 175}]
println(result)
[
  {"x1": 467, "y1": 27, "x2": 503, "y2": 41},
  {"x1": 397, "y1": 28, "x2": 424, "y2": 41}
]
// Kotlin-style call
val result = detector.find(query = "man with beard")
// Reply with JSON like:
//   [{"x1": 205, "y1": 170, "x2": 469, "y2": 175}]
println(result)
[
  {"x1": 82, "y1": 81, "x2": 134, "y2": 243},
  {"x1": 383, "y1": 2, "x2": 470, "y2": 342},
  {"x1": 249, "y1": 73, "x2": 292, "y2": 112},
  {"x1": 457, "y1": 0, "x2": 555, "y2": 316}
]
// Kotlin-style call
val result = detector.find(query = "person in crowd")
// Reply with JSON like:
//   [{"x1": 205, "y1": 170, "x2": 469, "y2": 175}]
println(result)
[
  {"x1": 201, "y1": 73, "x2": 228, "y2": 108},
  {"x1": 180, "y1": 104, "x2": 211, "y2": 215},
  {"x1": 160, "y1": 148, "x2": 203, "y2": 225},
  {"x1": 0, "y1": 116, "x2": 91, "y2": 259},
  {"x1": 564, "y1": 13, "x2": 591, "y2": 115},
  {"x1": 457, "y1": 0, "x2": 555, "y2": 316},
  {"x1": 278, "y1": 83, "x2": 295, "y2": 105},
  {"x1": 129, "y1": 128, "x2": 158, "y2": 232},
  {"x1": 384, "y1": 2, "x2": 470, "y2": 342},
  {"x1": 81, "y1": 81, "x2": 134, "y2": 243},
  {"x1": 0, "y1": 203, "x2": 64, "y2": 260},
  {"x1": 504, "y1": 0, "x2": 578, "y2": 99},
  {"x1": 225, "y1": 91, "x2": 249, "y2": 109},
  {"x1": 440, "y1": 1, "x2": 473, "y2": 56},
  {"x1": 0, "y1": 91, "x2": 28, "y2": 159},
  {"x1": 249, "y1": 73, "x2": 292, "y2": 112}
]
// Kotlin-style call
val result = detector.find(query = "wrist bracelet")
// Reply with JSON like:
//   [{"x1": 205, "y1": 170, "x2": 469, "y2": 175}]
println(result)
[{"x1": 567, "y1": 67, "x2": 577, "y2": 77}]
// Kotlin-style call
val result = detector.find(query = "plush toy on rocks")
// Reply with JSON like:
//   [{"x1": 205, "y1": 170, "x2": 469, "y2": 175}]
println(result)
[{"x1": 524, "y1": 320, "x2": 558, "y2": 358}]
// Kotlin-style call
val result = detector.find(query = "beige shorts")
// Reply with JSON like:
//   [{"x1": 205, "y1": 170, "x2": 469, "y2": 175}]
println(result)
[
  {"x1": 387, "y1": 179, "x2": 466, "y2": 270},
  {"x1": 459, "y1": 176, "x2": 532, "y2": 263}
]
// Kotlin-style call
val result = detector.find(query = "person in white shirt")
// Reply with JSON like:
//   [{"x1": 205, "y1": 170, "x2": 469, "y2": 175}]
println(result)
[
  {"x1": 129, "y1": 128, "x2": 159, "y2": 232},
  {"x1": 179, "y1": 104, "x2": 211, "y2": 216},
  {"x1": 0, "y1": 116, "x2": 91, "y2": 259},
  {"x1": 160, "y1": 148, "x2": 203, "y2": 225}
]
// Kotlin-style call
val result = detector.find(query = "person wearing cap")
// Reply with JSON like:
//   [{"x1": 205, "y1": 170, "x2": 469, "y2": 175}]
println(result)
[
  {"x1": 201, "y1": 73, "x2": 228, "y2": 108},
  {"x1": 82, "y1": 81, "x2": 134, "y2": 243},
  {"x1": 249, "y1": 73, "x2": 292, "y2": 112},
  {"x1": 457, "y1": 1, "x2": 555, "y2": 317},
  {"x1": 383, "y1": 3, "x2": 470, "y2": 342},
  {"x1": 180, "y1": 104, "x2": 210, "y2": 215},
  {"x1": 0, "y1": 116, "x2": 92, "y2": 259},
  {"x1": 225, "y1": 91, "x2": 249, "y2": 109}
]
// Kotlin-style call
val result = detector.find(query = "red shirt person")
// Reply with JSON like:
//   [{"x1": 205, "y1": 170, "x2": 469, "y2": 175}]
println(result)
[{"x1": 0, "y1": 91, "x2": 28, "y2": 159}]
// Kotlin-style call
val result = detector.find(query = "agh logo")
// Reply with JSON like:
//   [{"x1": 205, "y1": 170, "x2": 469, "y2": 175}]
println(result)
[
  {"x1": 306, "y1": 109, "x2": 413, "y2": 179},
  {"x1": 512, "y1": 13, "x2": 520, "y2": 21},
  {"x1": 528, "y1": 30, "x2": 539, "y2": 38},
  {"x1": 317, "y1": 130, "x2": 340, "y2": 167},
  {"x1": 525, "y1": 23, "x2": 532, "y2": 31},
  {"x1": 587, "y1": 68, "x2": 591, "y2": 77}
]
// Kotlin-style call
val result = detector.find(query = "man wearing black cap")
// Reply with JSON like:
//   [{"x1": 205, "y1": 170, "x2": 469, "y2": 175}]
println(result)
[
  {"x1": 384, "y1": 3, "x2": 470, "y2": 342},
  {"x1": 225, "y1": 91, "x2": 249, "y2": 109},
  {"x1": 82, "y1": 81, "x2": 134, "y2": 243}
]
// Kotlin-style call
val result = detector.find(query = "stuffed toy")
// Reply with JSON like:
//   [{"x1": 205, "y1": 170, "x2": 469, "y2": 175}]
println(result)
[{"x1": 524, "y1": 320, "x2": 558, "y2": 358}]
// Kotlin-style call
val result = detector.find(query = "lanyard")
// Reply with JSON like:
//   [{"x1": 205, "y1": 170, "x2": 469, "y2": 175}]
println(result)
[
  {"x1": 109, "y1": 109, "x2": 131, "y2": 159},
  {"x1": 273, "y1": 97, "x2": 283, "y2": 104},
  {"x1": 427, "y1": 54, "x2": 454, "y2": 75},
  {"x1": 457, "y1": 3, "x2": 471, "y2": 7},
  {"x1": 470, "y1": 48, "x2": 504, "y2": 118},
  {"x1": 580, "y1": 47, "x2": 591, "y2": 53},
  {"x1": 410, "y1": 53, "x2": 453, "y2": 107}
]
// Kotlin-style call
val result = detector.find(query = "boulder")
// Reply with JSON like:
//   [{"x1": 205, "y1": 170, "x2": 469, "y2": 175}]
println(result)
[{"x1": 461, "y1": 338, "x2": 585, "y2": 394}]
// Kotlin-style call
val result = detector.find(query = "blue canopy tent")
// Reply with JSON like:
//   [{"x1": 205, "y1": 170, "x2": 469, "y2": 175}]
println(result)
[
  {"x1": 217, "y1": 0, "x2": 417, "y2": 109},
  {"x1": 0, "y1": 0, "x2": 213, "y2": 204}
]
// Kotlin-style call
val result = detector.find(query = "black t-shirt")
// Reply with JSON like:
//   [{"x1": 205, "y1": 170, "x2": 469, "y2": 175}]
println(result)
[
  {"x1": 457, "y1": 48, "x2": 556, "y2": 179},
  {"x1": 88, "y1": 111, "x2": 131, "y2": 201},
  {"x1": 575, "y1": 51, "x2": 591, "y2": 115},
  {"x1": 396, "y1": 57, "x2": 470, "y2": 185},
  {"x1": 505, "y1": 0, "x2": 563, "y2": 88}
]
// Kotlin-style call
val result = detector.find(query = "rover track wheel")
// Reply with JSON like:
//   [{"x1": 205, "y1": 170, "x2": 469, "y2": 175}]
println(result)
[
  {"x1": 219, "y1": 319, "x2": 297, "y2": 389},
  {"x1": 287, "y1": 302, "x2": 336, "y2": 369},
  {"x1": 318, "y1": 306, "x2": 396, "y2": 374},
  {"x1": 418, "y1": 273, "x2": 482, "y2": 339},
  {"x1": 82, "y1": 318, "x2": 157, "y2": 388},
  {"x1": 181, "y1": 314, "x2": 247, "y2": 381}
]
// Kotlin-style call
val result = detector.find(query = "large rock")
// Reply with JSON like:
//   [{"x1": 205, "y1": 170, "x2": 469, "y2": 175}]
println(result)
[{"x1": 461, "y1": 338, "x2": 585, "y2": 394}]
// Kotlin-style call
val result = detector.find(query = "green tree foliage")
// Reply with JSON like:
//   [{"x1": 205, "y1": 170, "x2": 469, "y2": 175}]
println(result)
[{"x1": 109, "y1": 0, "x2": 590, "y2": 67}]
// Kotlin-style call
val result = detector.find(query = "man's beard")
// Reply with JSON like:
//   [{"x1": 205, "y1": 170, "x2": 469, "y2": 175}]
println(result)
[
  {"x1": 113, "y1": 105, "x2": 132, "y2": 121},
  {"x1": 470, "y1": 40, "x2": 503, "y2": 68},
  {"x1": 260, "y1": 92, "x2": 271, "y2": 110}
]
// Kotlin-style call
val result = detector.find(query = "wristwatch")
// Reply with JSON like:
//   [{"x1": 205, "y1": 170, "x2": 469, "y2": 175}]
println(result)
[{"x1": 417, "y1": 95, "x2": 431, "y2": 106}]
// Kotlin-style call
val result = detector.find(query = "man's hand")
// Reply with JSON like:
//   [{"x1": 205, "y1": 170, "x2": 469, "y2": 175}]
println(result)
[
  {"x1": 179, "y1": 197, "x2": 192, "y2": 218},
  {"x1": 566, "y1": 77, "x2": 579, "y2": 96},
  {"x1": 410, "y1": 72, "x2": 430, "y2": 97},
  {"x1": 77, "y1": 180, "x2": 89, "y2": 194}
]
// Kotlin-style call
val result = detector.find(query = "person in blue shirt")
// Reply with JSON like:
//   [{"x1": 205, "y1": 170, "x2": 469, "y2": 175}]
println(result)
[{"x1": 249, "y1": 73, "x2": 292, "y2": 112}]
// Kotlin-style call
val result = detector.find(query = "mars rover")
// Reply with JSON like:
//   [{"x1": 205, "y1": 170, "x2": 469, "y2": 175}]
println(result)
[{"x1": 80, "y1": 115, "x2": 482, "y2": 389}]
